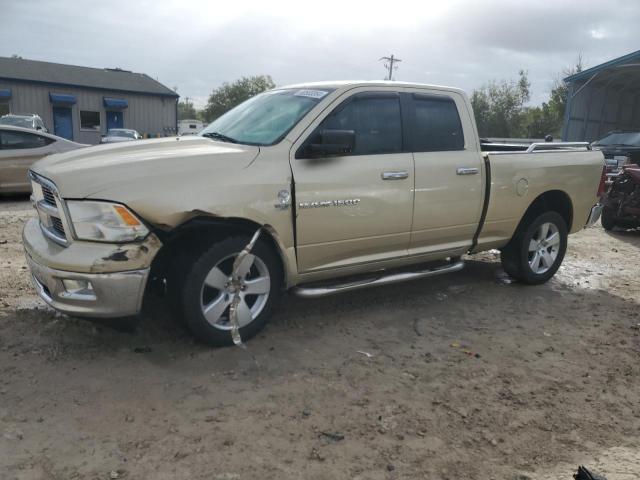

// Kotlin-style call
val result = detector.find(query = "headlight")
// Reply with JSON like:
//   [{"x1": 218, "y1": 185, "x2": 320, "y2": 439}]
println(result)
[{"x1": 66, "y1": 200, "x2": 149, "y2": 242}]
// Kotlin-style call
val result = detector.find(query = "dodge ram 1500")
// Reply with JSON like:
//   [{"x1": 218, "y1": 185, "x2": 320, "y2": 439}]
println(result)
[{"x1": 23, "y1": 81, "x2": 606, "y2": 345}]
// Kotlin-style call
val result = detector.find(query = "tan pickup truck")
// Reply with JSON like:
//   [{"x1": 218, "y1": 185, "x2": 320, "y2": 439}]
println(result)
[{"x1": 23, "y1": 81, "x2": 606, "y2": 345}]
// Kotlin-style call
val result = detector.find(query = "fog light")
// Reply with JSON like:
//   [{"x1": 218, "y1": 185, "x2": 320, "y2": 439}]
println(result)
[{"x1": 61, "y1": 279, "x2": 96, "y2": 300}]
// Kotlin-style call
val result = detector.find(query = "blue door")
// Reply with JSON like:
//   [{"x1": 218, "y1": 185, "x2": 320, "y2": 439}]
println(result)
[
  {"x1": 106, "y1": 110, "x2": 124, "y2": 131},
  {"x1": 52, "y1": 107, "x2": 73, "y2": 140}
]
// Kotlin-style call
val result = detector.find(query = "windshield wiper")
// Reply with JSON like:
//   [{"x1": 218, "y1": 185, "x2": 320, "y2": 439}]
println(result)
[{"x1": 201, "y1": 131, "x2": 238, "y2": 144}]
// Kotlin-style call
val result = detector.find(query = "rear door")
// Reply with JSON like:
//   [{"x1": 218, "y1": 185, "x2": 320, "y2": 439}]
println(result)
[
  {"x1": 290, "y1": 89, "x2": 414, "y2": 273},
  {"x1": 408, "y1": 90, "x2": 484, "y2": 255},
  {"x1": 0, "y1": 130, "x2": 55, "y2": 193}
]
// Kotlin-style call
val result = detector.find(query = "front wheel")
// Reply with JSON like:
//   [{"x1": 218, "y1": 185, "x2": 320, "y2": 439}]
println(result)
[
  {"x1": 500, "y1": 211, "x2": 568, "y2": 285},
  {"x1": 175, "y1": 235, "x2": 282, "y2": 346}
]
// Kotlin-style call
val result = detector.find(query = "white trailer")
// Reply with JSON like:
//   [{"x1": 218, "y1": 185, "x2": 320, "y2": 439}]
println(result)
[{"x1": 178, "y1": 119, "x2": 205, "y2": 136}]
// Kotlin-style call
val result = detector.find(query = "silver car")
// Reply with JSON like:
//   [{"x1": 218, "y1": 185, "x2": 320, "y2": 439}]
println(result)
[
  {"x1": 0, "y1": 125, "x2": 87, "y2": 194},
  {"x1": 100, "y1": 128, "x2": 142, "y2": 144},
  {"x1": 0, "y1": 114, "x2": 48, "y2": 133}
]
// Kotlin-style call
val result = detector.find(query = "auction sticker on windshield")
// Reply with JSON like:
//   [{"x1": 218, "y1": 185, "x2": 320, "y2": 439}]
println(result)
[{"x1": 294, "y1": 89, "x2": 329, "y2": 99}]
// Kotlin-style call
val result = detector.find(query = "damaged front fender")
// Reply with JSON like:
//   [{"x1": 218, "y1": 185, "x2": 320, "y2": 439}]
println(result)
[{"x1": 92, "y1": 233, "x2": 163, "y2": 273}]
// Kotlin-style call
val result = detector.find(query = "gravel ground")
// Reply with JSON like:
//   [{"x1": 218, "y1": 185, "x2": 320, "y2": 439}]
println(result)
[{"x1": 1, "y1": 197, "x2": 639, "y2": 480}]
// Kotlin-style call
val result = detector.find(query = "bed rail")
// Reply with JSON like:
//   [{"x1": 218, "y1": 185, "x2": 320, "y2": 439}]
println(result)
[{"x1": 525, "y1": 142, "x2": 591, "y2": 153}]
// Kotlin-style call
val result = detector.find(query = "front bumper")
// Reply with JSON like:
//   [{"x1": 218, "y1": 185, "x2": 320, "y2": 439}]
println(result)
[
  {"x1": 22, "y1": 218, "x2": 156, "y2": 318},
  {"x1": 26, "y1": 252, "x2": 148, "y2": 318},
  {"x1": 585, "y1": 203, "x2": 603, "y2": 228}
]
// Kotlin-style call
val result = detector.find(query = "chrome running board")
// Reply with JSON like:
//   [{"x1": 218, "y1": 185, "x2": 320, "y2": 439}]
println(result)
[{"x1": 292, "y1": 259, "x2": 465, "y2": 298}]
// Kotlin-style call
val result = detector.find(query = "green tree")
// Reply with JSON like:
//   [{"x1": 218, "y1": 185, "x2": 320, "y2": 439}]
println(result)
[
  {"x1": 522, "y1": 103, "x2": 557, "y2": 138},
  {"x1": 471, "y1": 70, "x2": 531, "y2": 138},
  {"x1": 522, "y1": 56, "x2": 583, "y2": 139},
  {"x1": 471, "y1": 58, "x2": 583, "y2": 139},
  {"x1": 203, "y1": 75, "x2": 275, "y2": 122},
  {"x1": 178, "y1": 98, "x2": 197, "y2": 120}
]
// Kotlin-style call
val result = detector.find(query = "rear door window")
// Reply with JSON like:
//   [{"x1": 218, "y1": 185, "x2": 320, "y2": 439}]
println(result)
[
  {"x1": 411, "y1": 94, "x2": 464, "y2": 152},
  {"x1": 0, "y1": 130, "x2": 53, "y2": 149},
  {"x1": 319, "y1": 94, "x2": 403, "y2": 155}
]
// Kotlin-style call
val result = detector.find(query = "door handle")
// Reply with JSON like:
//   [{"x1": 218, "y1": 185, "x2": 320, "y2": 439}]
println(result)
[
  {"x1": 382, "y1": 171, "x2": 409, "y2": 180},
  {"x1": 456, "y1": 167, "x2": 479, "y2": 175}
]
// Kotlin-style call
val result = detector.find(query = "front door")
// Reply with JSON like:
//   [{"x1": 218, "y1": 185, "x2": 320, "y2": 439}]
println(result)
[
  {"x1": 106, "y1": 110, "x2": 123, "y2": 131},
  {"x1": 290, "y1": 90, "x2": 414, "y2": 273},
  {"x1": 52, "y1": 107, "x2": 73, "y2": 140}
]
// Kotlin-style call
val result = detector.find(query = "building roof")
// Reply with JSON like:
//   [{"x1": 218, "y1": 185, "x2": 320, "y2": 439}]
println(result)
[
  {"x1": 564, "y1": 49, "x2": 640, "y2": 83},
  {"x1": 0, "y1": 56, "x2": 179, "y2": 98}
]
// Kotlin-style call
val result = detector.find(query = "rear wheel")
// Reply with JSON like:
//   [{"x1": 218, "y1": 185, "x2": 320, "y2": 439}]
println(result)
[
  {"x1": 600, "y1": 206, "x2": 617, "y2": 231},
  {"x1": 174, "y1": 235, "x2": 282, "y2": 346},
  {"x1": 500, "y1": 211, "x2": 568, "y2": 285}
]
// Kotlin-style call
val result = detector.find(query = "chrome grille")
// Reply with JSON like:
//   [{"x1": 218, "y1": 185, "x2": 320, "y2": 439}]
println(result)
[
  {"x1": 50, "y1": 216, "x2": 65, "y2": 238},
  {"x1": 29, "y1": 172, "x2": 70, "y2": 246},
  {"x1": 41, "y1": 185, "x2": 56, "y2": 206}
]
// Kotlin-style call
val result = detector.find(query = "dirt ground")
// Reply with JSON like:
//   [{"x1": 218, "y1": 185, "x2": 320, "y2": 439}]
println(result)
[{"x1": 1, "y1": 196, "x2": 639, "y2": 480}]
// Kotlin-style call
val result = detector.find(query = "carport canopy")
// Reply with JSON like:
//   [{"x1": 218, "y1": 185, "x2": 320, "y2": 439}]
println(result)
[{"x1": 563, "y1": 49, "x2": 640, "y2": 142}]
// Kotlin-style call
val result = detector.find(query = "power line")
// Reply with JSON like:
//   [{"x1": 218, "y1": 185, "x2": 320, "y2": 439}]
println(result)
[{"x1": 380, "y1": 54, "x2": 402, "y2": 80}]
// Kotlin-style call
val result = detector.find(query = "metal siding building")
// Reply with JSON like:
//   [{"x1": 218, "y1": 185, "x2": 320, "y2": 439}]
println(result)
[
  {"x1": 563, "y1": 50, "x2": 640, "y2": 142},
  {"x1": 0, "y1": 57, "x2": 178, "y2": 145}
]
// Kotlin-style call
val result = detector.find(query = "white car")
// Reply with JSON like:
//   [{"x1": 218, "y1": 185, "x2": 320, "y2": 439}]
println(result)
[
  {"x1": 100, "y1": 128, "x2": 142, "y2": 144},
  {"x1": 0, "y1": 125, "x2": 87, "y2": 194},
  {"x1": 0, "y1": 114, "x2": 48, "y2": 133}
]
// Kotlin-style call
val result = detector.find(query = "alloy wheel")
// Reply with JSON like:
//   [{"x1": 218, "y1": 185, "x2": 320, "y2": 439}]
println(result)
[
  {"x1": 199, "y1": 253, "x2": 271, "y2": 330},
  {"x1": 527, "y1": 222, "x2": 560, "y2": 274}
]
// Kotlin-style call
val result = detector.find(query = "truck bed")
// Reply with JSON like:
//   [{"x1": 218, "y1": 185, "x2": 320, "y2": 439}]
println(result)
[
  {"x1": 481, "y1": 140, "x2": 592, "y2": 153},
  {"x1": 474, "y1": 144, "x2": 605, "y2": 252}
]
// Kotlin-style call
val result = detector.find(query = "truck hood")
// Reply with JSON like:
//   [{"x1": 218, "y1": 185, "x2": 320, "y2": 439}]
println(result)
[{"x1": 31, "y1": 136, "x2": 260, "y2": 198}]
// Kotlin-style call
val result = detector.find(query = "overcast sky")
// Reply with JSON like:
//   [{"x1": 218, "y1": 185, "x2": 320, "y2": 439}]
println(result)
[{"x1": 2, "y1": 0, "x2": 639, "y2": 108}]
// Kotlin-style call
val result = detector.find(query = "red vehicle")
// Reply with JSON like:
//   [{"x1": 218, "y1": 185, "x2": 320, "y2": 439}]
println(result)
[{"x1": 601, "y1": 164, "x2": 640, "y2": 230}]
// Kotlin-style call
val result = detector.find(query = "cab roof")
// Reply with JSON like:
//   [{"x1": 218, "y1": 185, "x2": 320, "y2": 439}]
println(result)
[{"x1": 279, "y1": 80, "x2": 466, "y2": 96}]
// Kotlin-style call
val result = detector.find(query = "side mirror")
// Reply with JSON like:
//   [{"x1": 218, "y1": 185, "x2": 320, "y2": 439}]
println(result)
[
  {"x1": 303, "y1": 129, "x2": 355, "y2": 158},
  {"x1": 36, "y1": 126, "x2": 42, "y2": 130}
]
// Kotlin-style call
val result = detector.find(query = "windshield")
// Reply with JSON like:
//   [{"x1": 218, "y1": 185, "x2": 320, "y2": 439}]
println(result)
[
  {"x1": 200, "y1": 88, "x2": 332, "y2": 146},
  {"x1": 108, "y1": 129, "x2": 135, "y2": 138},
  {"x1": 0, "y1": 116, "x2": 32, "y2": 128},
  {"x1": 594, "y1": 132, "x2": 640, "y2": 147}
]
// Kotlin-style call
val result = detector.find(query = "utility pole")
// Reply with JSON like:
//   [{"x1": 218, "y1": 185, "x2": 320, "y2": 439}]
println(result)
[{"x1": 380, "y1": 54, "x2": 402, "y2": 80}]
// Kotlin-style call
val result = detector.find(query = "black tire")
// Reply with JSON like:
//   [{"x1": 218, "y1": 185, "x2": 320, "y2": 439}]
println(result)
[
  {"x1": 600, "y1": 206, "x2": 617, "y2": 231},
  {"x1": 173, "y1": 235, "x2": 282, "y2": 346},
  {"x1": 500, "y1": 211, "x2": 568, "y2": 285}
]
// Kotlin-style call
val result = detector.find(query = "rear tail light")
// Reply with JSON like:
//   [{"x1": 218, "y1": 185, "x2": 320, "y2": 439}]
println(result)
[{"x1": 597, "y1": 165, "x2": 607, "y2": 198}]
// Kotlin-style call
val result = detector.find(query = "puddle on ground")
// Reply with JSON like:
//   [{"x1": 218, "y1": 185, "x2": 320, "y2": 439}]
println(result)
[{"x1": 555, "y1": 259, "x2": 613, "y2": 291}]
